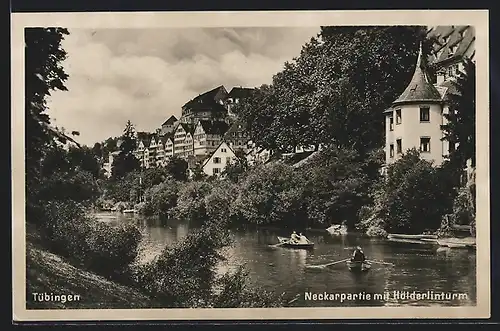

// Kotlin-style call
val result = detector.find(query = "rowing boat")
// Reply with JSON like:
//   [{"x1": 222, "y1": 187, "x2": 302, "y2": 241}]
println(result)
[
  {"x1": 437, "y1": 239, "x2": 473, "y2": 249},
  {"x1": 277, "y1": 236, "x2": 314, "y2": 249},
  {"x1": 346, "y1": 260, "x2": 372, "y2": 272},
  {"x1": 387, "y1": 233, "x2": 438, "y2": 240}
]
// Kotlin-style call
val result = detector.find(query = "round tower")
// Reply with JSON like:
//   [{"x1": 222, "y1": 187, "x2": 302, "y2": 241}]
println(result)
[{"x1": 384, "y1": 43, "x2": 445, "y2": 166}]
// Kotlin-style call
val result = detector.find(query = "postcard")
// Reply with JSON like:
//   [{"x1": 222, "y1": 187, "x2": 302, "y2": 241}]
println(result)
[{"x1": 12, "y1": 9, "x2": 490, "y2": 321}]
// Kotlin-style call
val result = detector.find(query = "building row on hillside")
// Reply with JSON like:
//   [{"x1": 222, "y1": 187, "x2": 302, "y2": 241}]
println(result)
[{"x1": 102, "y1": 118, "x2": 273, "y2": 178}]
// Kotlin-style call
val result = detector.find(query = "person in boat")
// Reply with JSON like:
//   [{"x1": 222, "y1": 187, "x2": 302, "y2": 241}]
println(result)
[
  {"x1": 298, "y1": 233, "x2": 310, "y2": 244},
  {"x1": 290, "y1": 231, "x2": 300, "y2": 243},
  {"x1": 351, "y1": 246, "x2": 366, "y2": 262}
]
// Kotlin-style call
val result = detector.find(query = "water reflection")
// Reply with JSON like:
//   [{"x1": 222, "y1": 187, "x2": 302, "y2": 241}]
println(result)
[{"x1": 93, "y1": 212, "x2": 477, "y2": 307}]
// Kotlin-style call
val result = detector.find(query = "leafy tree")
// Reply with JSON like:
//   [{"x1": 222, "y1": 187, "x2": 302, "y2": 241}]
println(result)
[
  {"x1": 91, "y1": 142, "x2": 103, "y2": 162},
  {"x1": 376, "y1": 148, "x2": 455, "y2": 234},
  {"x1": 222, "y1": 149, "x2": 250, "y2": 182},
  {"x1": 441, "y1": 59, "x2": 476, "y2": 172},
  {"x1": 142, "y1": 180, "x2": 179, "y2": 218},
  {"x1": 302, "y1": 146, "x2": 374, "y2": 228},
  {"x1": 37, "y1": 169, "x2": 99, "y2": 204},
  {"x1": 25, "y1": 28, "x2": 70, "y2": 201},
  {"x1": 235, "y1": 26, "x2": 430, "y2": 157},
  {"x1": 142, "y1": 167, "x2": 170, "y2": 187},
  {"x1": 190, "y1": 162, "x2": 208, "y2": 181},
  {"x1": 111, "y1": 121, "x2": 141, "y2": 179},
  {"x1": 165, "y1": 156, "x2": 188, "y2": 181},
  {"x1": 232, "y1": 163, "x2": 307, "y2": 227},
  {"x1": 172, "y1": 181, "x2": 212, "y2": 223},
  {"x1": 67, "y1": 146, "x2": 101, "y2": 179}
]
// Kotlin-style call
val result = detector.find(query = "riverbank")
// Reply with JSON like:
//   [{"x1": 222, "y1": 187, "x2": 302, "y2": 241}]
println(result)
[{"x1": 26, "y1": 224, "x2": 158, "y2": 309}]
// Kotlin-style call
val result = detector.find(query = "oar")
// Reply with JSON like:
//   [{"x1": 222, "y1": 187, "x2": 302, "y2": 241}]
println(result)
[
  {"x1": 306, "y1": 258, "x2": 350, "y2": 269},
  {"x1": 367, "y1": 259, "x2": 394, "y2": 266}
]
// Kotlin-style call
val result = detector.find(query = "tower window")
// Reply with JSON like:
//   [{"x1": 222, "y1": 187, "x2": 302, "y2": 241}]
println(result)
[
  {"x1": 420, "y1": 137, "x2": 431, "y2": 153},
  {"x1": 389, "y1": 116, "x2": 394, "y2": 131},
  {"x1": 396, "y1": 139, "x2": 402, "y2": 154},
  {"x1": 389, "y1": 144, "x2": 394, "y2": 158},
  {"x1": 395, "y1": 109, "x2": 402, "y2": 125},
  {"x1": 420, "y1": 107, "x2": 430, "y2": 122}
]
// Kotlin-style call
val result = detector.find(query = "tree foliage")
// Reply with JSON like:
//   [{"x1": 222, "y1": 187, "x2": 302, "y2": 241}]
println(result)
[
  {"x1": 302, "y1": 146, "x2": 382, "y2": 228},
  {"x1": 25, "y1": 27, "x2": 70, "y2": 200},
  {"x1": 235, "y1": 26, "x2": 430, "y2": 156},
  {"x1": 441, "y1": 59, "x2": 476, "y2": 172},
  {"x1": 111, "y1": 121, "x2": 141, "y2": 180},
  {"x1": 375, "y1": 149, "x2": 456, "y2": 234},
  {"x1": 222, "y1": 149, "x2": 250, "y2": 183},
  {"x1": 165, "y1": 156, "x2": 189, "y2": 182},
  {"x1": 232, "y1": 163, "x2": 307, "y2": 227}
]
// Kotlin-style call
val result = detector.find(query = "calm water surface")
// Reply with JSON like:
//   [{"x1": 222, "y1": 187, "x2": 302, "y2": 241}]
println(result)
[{"x1": 95, "y1": 212, "x2": 476, "y2": 307}]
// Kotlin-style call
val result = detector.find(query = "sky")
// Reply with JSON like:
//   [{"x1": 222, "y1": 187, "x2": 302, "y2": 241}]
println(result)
[{"x1": 46, "y1": 27, "x2": 320, "y2": 146}]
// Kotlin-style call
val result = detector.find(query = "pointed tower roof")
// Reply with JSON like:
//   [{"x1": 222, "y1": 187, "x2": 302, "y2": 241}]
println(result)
[{"x1": 392, "y1": 43, "x2": 442, "y2": 106}]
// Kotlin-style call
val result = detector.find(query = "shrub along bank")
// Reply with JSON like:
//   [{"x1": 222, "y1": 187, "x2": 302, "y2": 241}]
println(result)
[{"x1": 136, "y1": 146, "x2": 471, "y2": 239}]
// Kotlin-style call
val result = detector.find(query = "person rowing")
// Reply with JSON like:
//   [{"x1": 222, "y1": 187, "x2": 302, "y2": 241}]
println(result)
[
  {"x1": 298, "y1": 233, "x2": 310, "y2": 244},
  {"x1": 351, "y1": 246, "x2": 366, "y2": 262},
  {"x1": 290, "y1": 231, "x2": 300, "y2": 243}
]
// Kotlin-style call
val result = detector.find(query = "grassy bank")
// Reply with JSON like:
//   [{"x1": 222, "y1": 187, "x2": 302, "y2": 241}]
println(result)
[{"x1": 26, "y1": 224, "x2": 159, "y2": 309}]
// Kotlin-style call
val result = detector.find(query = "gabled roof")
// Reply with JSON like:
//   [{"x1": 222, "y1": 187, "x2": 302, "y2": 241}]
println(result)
[
  {"x1": 228, "y1": 86, "x2": 255, "y2": 99},
  {"x1": 224, "y1": 119, "x2": 247, "y2": 136},
  {"x1": 160, "y1": 134, "x2": 174, "y2": 145},
  {"x1": 202, "y1": 140, "x2": 236, "y2": 168},
  {"x1": 182, "y1": 85, "x2": 228, "y2": 109},
  {"x1": 162, "y1": 115, "x2": 178, "y2": 126},
  {"x1": 136, "y1": 131, "x2": 155, "y2": 147},
  {"x1": 436, "y1": 79, "x2": 461, "y2": 101},
  {"x1": 427, "y1": 26, "x2": 475, "y2": 67},
  {"x1": 392, "y1": 43, "x2": 442, "y2": 106},
  {"x1": 196, "y1": 120, "x2": 229, "y2": 135},
  {"x1": 174, "y1": 122, "x2": 194, "y2": 135}
]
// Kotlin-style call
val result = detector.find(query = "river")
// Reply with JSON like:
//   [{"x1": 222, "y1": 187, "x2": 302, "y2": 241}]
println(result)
[{"x1": 94, "y1": 212, "x2": 477, "y2": 308}]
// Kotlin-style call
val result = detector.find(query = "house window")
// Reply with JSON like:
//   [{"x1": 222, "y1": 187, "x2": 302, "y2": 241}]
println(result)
[
  {"x1": 221, "y1": 148, "x2": 227, "y2": 153},
  {"x1": 389, "y1": 116, "x2": 394, "y2": 131},
  {"x1": 396, "y1": 139, "x2": 402, "y2": 154},
  {"x1": 395, "y1": 109, "x2": 402, "y2": 125},
  {"x1": 420, "y1": 137, "x2": 431, "y2": 153},
  {"x1": 213, "y1": 168, "x2": 220, "y2": 175},
  {"x1": 214, "y1": 157, "x2": 221, "y2": 164},
  {"x1": 420, "y1": 107, "x2": 430, "y2": 122},
  {"x1": 226, "y1": 157, "x2": 231, "y2": 164},
  {"x1": 389, "y1": 144, "x2": 394, "y2": 158}
]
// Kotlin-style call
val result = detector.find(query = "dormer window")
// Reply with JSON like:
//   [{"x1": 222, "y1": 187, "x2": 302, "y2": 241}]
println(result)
[
  {"x1": 459, "y1": 28, "x2": 466, "y2": 39},
  {"x1": 449, "y1": 44, "x2": 458, "y2": 56}
]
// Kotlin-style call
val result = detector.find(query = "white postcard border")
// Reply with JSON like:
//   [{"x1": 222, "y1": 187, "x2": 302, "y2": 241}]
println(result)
[{"x1": 11, "y1": 9, "x2": 491, "y2": 321}]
